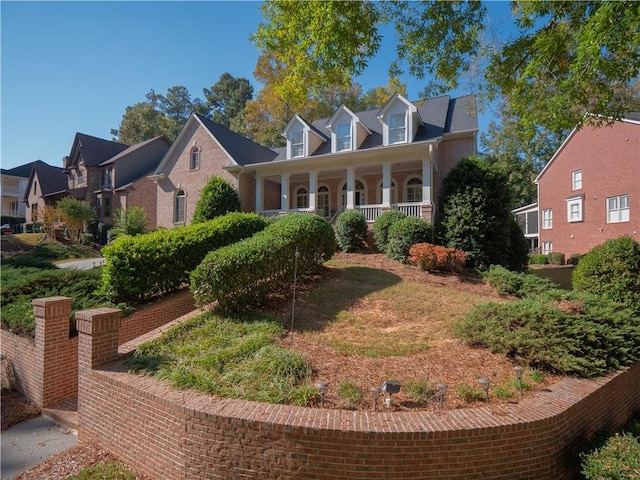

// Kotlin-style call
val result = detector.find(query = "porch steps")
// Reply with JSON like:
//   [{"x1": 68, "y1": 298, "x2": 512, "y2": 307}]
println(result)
[{"x1": 43, "y1": 397, "x2": 78, "y2": 430}]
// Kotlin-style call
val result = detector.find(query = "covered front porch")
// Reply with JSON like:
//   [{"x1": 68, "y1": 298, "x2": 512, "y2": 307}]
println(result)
[{"x1": 245, "y1": 142, "x2": 438, "y2": 223}]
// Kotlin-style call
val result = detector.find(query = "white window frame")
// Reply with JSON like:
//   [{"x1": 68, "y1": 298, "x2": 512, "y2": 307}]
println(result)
[
  {"x1": 607, "y1": 194, "x2": 630, "y2": 223},
  {"x1": 389, "y1": 113, "x2": 407, "y2": 144},
  {"x1": 190, "y1": 147, "x2": 200, "y2": 171},
  {"x1": 174, "y1": 189, "x2": 186, "y2": 224},
  {"x1": 567, "y1": 197, "x2": 583, "y2": 223},
  {"x1": 572, "y1": 170, "x2": 582, "y2": 190},
  {"x1": 542, "y1": 209, "x2": 553, "y2": 229},
  {"x1": 542, "y1": 241, "x2": 553, "y2": 255},
  {"x1": 317, "y1": 185, "x2": 330, "y2": 218},
  {"x1": 376, "y1": 178, "x2": 397, "y2": 204},
  {"x1": 102, "y1": 167, "x2": 114, "y2": 188},
  {"x1": 291, "y1": 130, "x2": 304, "y2": 158},
  {"x1": 336, "y1": 123, "x2": 352, "y2": 152},
  {"x1": 405, "y1": 175, "x2": 422, "y2": 203},
  {"x1": 77, "y1": 167, "x2": 84, "y2": 185},
  {"x1": 294, "y1": 185, "x2": 309, "y2": 209}
]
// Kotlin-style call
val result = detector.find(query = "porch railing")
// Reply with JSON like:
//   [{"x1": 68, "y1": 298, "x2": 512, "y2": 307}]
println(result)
[
  {"x1": 260, "y1": 203, "x2": 425, "y2": 223},
  {"x1": 393, "y1": 203, "x2": 423, "y2": 218},
  {"x1": 355, "y1": 205, "x2": 382, "y2": 223}
]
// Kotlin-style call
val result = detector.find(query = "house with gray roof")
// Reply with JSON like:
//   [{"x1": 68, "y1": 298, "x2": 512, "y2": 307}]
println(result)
[
  {"x1": 150, "y1": 93, "x2": 478, "y2": 227},
  {"x1": 23, "y1": 161, "x2": 68, "y2": 223},
  {"x1": 1, "y1": 160, "x2": 43, "y2": 218}
]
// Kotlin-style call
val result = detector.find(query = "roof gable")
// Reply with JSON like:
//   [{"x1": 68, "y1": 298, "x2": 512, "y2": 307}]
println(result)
[
  {"x1": 67, "y1": 133, "x2": 129, "y2": 168},
  {"x1": 25, "y1": 161, "x2": 67, "y2": 200}
]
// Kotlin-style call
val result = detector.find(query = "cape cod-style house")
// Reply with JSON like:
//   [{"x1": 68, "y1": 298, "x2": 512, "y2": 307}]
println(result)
[{"x1": 150, "y1": 93, "x2": 478, "y2": 228}]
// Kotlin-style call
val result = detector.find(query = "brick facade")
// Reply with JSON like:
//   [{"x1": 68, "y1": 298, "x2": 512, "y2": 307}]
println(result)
[{"x1": 538, "y1": 120, "x2": 640, "y2": 256}]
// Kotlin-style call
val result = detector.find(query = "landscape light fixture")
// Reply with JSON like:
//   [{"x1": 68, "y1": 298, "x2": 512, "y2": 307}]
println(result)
[
  {"x1": 316, "y1": 381, "x2": 329, "y2": 407},
  {"x1": 380, "y1": 380, "x2": 401, "y2": 409},
  {"x1": 513, "y1": 366, "x2": 524, "y2": 396},
  {"x1": 478, "y1": 377, "x2": 490, "y2": 404},
  {"x1": 436, "y1": 383, "x2": 448, "y2": 409},
  {"x1": 370, "y1": 387, "x2": 381, "y2": 411}
]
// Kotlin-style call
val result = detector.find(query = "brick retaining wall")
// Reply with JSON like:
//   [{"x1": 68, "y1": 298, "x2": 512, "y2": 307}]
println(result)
[{"x1": 77, "y1": 309, "x2": 640, "y2": 480}]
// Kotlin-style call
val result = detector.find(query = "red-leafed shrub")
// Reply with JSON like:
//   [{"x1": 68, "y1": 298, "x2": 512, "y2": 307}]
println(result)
[{"x1": 408, "y1": 243, "x2": 467, "y2": 273}]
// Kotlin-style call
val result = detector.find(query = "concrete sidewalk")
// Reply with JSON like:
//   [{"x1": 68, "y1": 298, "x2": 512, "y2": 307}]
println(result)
[
  {"x1": 1, "y1": 415, "x2": 77, "y2": 479},
  {"x1": 55, "y1": 257, "x2": 105, "y2": 270}
]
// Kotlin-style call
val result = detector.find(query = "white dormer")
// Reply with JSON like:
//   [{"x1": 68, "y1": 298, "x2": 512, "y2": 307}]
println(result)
[
  {"x1": 325, "y1": 105, "x2": 371, "y2": 153},
  {"x1": 377, "y1": 93, "x2": 423, "y2": 146},
  {"x1": 282, "y1": 114, "x2": 327, "y2": 159}
]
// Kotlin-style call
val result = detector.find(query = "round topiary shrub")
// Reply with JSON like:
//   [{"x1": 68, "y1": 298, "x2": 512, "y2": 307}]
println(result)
[
  {"x1": 372, "y1": 210, "x2": 406, "y2": 253},
  {"x1": 386, "y1": 216, "x2": 435, "y2": 263},
  {"x1": 192, "y1": 176, "x2": 241, "y2": 223},
  {"x1": 335, "y1": 210, "x2": 368, "y2": 252},
  {"x1": 573, "y1": 236, "x2": 640, "y2": 309}
]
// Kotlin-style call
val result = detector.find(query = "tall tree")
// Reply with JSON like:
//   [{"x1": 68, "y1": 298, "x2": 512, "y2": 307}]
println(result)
[
  {"x1": 252, "y1": 0, "x2": 640, "y2": 140},
  {"x1": 203, "y1": 73, "x2": 254, "y2": 131}
]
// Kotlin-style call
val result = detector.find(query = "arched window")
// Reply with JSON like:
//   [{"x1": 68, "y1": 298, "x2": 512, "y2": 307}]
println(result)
[
  {"x1": 190, "y1": 147, "x2": 200, "y2": 171},
  {"x1": 376, "y1": 178, "x2": 397, "y2": 204},
  {"x1": 405, "y1": 176, "x2": 422, "y2": 203},
  {"x1": 341, "y1": 179, "x2": 366, "y2": 206},
  {"x1": 295, "y1": 186, "x2": 309, "y2": 209},
  {"x1": 317, "y1": 185, "x2": 330, "y2": 218},
  {"x1": 174, "y1": 189, "x2": 186, "y2": 223}
]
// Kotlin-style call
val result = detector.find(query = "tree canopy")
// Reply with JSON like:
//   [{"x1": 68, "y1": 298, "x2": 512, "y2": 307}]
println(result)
[{"x1": 252, "y1": 0, "x2": 640, "y2": 140}]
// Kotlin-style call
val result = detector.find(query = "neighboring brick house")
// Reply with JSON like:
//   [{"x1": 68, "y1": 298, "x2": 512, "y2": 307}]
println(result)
[
  {"x1": 23, "y1": 161, "x2": 68, "y2": 223},
  {"x1": 535, "y1": 114, "x2": 640, "y2": 257},
  {"x1": 93, "y1": 135, "x2": 169, "y2": 229},
  {"x1": 1, "y1": 160, "x2": 40, "y2": 218},
  {"x1": 150, "y1": 93, "x2": 478, "y2": 228}
]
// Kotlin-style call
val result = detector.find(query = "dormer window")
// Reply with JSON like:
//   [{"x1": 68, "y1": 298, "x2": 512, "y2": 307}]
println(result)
[
  {"x1": 389, "y1": 113, "x2": 407, "y2": 144},
  {"x1": 291, "y1": 130, "x2": 304, "y2": 157},
  {"x1": 336, "y1": 123, "x2": 352, "y2": 151}
]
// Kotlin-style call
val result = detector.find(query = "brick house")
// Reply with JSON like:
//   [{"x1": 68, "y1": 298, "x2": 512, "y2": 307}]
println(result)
[
  {"x1": 535, "y1": 114, "x2": 640, "y2": 256},
  {"x1": 150, "y1": 93, "x2": 478, "y2": 228},
  {"x1": 23, "y1": 161, "x2": 68, "y2": 223},
  {"x1": 2, "y1": 161, "x2": 40, "y2": 219}
]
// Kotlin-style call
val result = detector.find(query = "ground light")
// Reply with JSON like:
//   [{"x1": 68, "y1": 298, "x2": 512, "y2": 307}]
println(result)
[
  {"x1": 514, "y1": 366, "x2": 524, "y2": 396},
  {"x1": 316, "y1": 381, "x2": 328, "y2": 407},
  {"x1": 380, "y1": 380, "x2": 401, "y2": 409},
  {"x1": 478, "y1": 377, "x2": 490, "y2": 404}
]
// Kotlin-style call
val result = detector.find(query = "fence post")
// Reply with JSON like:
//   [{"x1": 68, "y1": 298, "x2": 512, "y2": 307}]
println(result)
[
  {"x1": 33, "y1": 296, "x2": 73, "y2": 407},
  {"x1": 76, "y1": 307, "x2": 122, "y2": 371}
]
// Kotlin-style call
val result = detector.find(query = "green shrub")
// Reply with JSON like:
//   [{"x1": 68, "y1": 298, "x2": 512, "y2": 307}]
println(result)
[
  {"x1": 484, "y1": 265, "x2": 558, "y2": 297},
  {"x1": 68, "y1": 461, "x2": 138, "y2": 480},
  {"x1": 404, "y1": 379, "x2": 435, "y2": 405},
  {"x1": 567, "y1": 253, "x2": 583, "y2": 265},
  {"x1": 335, "y1": 210, "x2": 367, "y2": 252},
  {"x1": 457, "y1": 383, "x2": 485, "y2": 403},
  {"x1": 192, "y1": 176, "x2": 241, "y2": 224},
  {"x1": 581, "y1": 433, "x2": 640, "y2": 480},
  {"x1": 386, "y1": 216, "x2": 435, "y2": 263},
  {"x1": 100, "y1": 212, "x2": 267, "y2": 305},
  {"x1": 337, "y1": 381, "x2": 363, "y2": 408},
  {"x1": 456, "y1": 291, "x2": 640, "y2": 377},
  {"x1": 547, "y1": 251, "x2": 565, "y2": 265},
  {"x1": 573, "y1": 236, "x2": 640, "y2": 310},
  {"x1": 372, "y1": 210, "x2": 406, "y2": 253},
  {"x1": 191, "y1": 213, "x2": 336, "y2": 312},
  {"x1": 528, "y1": 254, "x2": 549, "y2": 265}
]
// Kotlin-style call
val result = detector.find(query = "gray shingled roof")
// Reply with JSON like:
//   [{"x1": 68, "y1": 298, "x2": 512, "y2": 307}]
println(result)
[
  {"x1": 196, "y1": 114, "x2": 279, "y2": 166},
  {"x1": 27, "y1": 161, "x2": 68, "y2": 199},
  {"x1": 1, "y1": 160, "x2": 44, "y2": 178},
  {"x1": 73, "y1": 133, "x2": 129, "y2": 167},
  {"x1": 100, "y1": 135, "x2": 170, "y2": 166}
]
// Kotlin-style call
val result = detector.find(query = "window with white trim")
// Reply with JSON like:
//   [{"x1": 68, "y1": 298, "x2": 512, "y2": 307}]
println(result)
[
  {"x1": 607, "y1": 194, "x2": 629, "y2": 223},
  {"x1": 102, "y1": 167, "x2": 113, "y2": 188},
  {"x1": 77, "y1": 168, "x2": 84, "y2": 185},
  {"x1": 317, "y1": 185, "x2": 330, "y2": 218},
  {"x1": 291, "y1": 130, "x2": 304, "y2": 157},
  {"x1": 542, "y1": 209, "x2": 553, "y2": 229},
  {"x1": 405, "y1": 176, "x2": 422, "y2": 202},
  {"x1": 295, "y1": 186, "x2": 309, "y2": 209},
  {"x1": 389, "y1": 113, "x2": 406, "y2": 144},
  {"x1": 572, "y1": 170, "x2": 582, "y2": 190},
  {"x1": 174, "y1": 189, "x2": 186, "y2": 224},
  {"x1": 336, "y1": 123, "x2": 351, "y2": 152},
  {"x1": 190, "y1": 147, "x2": 200, "y2": 171},
  {"x1": 542, "y1": 241, "x2": 553, "y2": 255},
  {"x1": 567, "y1": 197, "x2": 583, "y2": 222}
]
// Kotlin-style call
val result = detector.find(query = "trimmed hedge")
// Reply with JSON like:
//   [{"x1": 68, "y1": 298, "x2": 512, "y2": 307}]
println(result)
[
  {"x1": 408, "y1": 243, "x2": 467, "y2": 273},
  {"x1": 547, "y1": 251, "x2": 565, "y2": 265},
  {"x1": 335, "y1": 210, "x2": 367, "y2": 252},
  {"x1": 372, "y1": 210, "x2": 406, "y2": 253},
  {"x1": 528, "y1": 254, "x2": 549, "y2": 265},
  {"x1": 100, "y1": 212, "x2": 267, "y2": 305},
  {"x1": 386, "y1": 216, "x2": 435, "y2": 263},
  {"x1": 191, "y1": 213, "x2": 336, "y2": 312},
  {"x1": 484, "y1": 265, "x2": 559, "y2": 297}
]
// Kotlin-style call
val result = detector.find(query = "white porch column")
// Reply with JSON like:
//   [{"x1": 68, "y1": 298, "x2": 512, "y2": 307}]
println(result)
[
  {"x1": 309, "y1": 171, "x2": 317, "y2": 211},
  {"x1": 280, "y1": 173, "x2": 290, "y2": 212},
  {"x1": 346, "y1": 167, "x2": 355, "y2": 210},
  {"x1": 255, "y1": 175, "x2": 263, "y2": 212},
  {"x1": 382, "y1": 162, "x2": 391, "y2": 208},
  {"x1": 422, "y1": 148, "x2": 433, "y2": 204}
]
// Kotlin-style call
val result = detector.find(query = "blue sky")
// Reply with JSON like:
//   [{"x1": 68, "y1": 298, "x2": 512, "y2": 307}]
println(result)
[{"x1": 1, "y1": 1, "x2": 515, "y2": 171}]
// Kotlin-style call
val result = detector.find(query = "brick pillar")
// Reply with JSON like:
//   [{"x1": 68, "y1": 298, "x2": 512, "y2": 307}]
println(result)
[
  {"x1": 76, "y1": 307, "x2": 122, "y2": 370},
  {"x1": 33, "y1": 296, "x2": 72, "y2": 407}
]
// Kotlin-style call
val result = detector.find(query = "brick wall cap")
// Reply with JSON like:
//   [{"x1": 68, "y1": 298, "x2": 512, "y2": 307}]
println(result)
[{"x1": 32, "y1": 296, "x2": 72, "y2": 307}]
